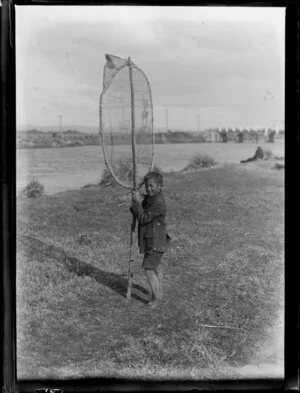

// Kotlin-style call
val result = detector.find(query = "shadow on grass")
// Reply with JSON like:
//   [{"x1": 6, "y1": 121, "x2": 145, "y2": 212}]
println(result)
[
  {"x1": 21, "y1": 235, "x2": 150, "y2": 304},
  {"x1": 70, "y1": 258, "x2": 150, "y2": 304}
]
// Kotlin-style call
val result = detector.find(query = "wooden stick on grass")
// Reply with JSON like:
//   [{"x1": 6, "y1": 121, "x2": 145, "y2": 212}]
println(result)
[{"x1": 197, "y1": 322, "x2": 241, "y2": 330}]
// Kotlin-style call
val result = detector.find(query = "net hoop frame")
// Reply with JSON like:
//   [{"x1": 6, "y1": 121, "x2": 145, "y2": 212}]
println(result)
[{"x1": 99, "y1": 60, "x2": 154, "y2": 190}]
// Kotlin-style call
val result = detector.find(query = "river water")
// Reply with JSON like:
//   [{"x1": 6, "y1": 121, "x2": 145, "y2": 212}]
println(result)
[{"x1": 17, "y1": 141, "x2": 284, "y2": 195}]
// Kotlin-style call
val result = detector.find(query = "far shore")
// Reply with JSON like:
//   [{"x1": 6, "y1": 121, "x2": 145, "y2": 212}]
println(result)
[
  {"x1": 17, "y1": 138, "x2": 284, "y2": 150},
  {"x1": 17, "y1": 128, "x2": 284, "y2": 149}
]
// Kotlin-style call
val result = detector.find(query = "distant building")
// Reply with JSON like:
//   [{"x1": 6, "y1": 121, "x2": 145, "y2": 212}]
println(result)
[
  {"x1": 257, "y1": 129, "x2": 266, "y2": 141},
  {"x1": 249, "y1": 129, "x2": 259, "y2": 143},
  {"x1": 155, "y1": 132, "x2": 167, "y2": 144},
  {"x1": 267, "y1": 129, "x2": 276, "y2": 143},
  {"x1": 226, "y1": 128, "x2": 236, "y2": 141},
  {"x1": 218, "y1": 128, "x2": 228, "y2": 143},
  {"x1": 203, "y1": 129, "x2": 221, "y2": 142},
  {"x1": 236, "y1": 130, "x2": 244, "y2": 143},
  {"x1": 242, "y1": 129, "x2": 250, "y2": 141}
]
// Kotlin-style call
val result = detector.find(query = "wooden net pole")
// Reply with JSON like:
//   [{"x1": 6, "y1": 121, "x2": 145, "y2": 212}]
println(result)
[
  {"x1": 127, "y1": 56, "x2": 137, "y2": 300},
  {"x1": 128, "y1": 57, "x2": 137, "y2": 190}
]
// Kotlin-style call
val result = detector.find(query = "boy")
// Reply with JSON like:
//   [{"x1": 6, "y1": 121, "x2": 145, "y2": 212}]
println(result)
[{"x1": 131, "y1": 171, "x2": 169, "y2": 308}]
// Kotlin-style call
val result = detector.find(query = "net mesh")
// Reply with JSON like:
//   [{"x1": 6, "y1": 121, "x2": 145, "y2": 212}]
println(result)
[{"x1": 100, "y1": 54, "x2": 154, "y2": 189}]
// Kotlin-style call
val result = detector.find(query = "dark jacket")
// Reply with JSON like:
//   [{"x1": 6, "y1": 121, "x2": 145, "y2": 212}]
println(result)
[{"x1": 131, "y1": 191, "x2": 169, "y2": 254}]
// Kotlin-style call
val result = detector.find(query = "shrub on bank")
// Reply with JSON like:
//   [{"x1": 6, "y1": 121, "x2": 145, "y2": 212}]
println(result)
[
  {"x1": 99, "y1": 158, "x2": 133, "y2": 187},
  {"x1": 23, "y1": 178, "x2": 45, "y2": 198},
  {"x1": 273, "y1": 162, "x2": 285, "y2": 170},
  {"x1": 151, "y1": 164, "x2": 164, "y2": 174},
  {"x1": 184, "y1": 153, "x2": 216, "y2": 170},
  {"x1": 99, "y1": 167, "x2": 114, "y2": 187}
]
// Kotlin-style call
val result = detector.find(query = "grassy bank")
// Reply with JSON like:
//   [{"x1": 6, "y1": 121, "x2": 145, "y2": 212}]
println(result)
[{"x1": 17, "y1": 161, "x2": 284, "y2": 380}]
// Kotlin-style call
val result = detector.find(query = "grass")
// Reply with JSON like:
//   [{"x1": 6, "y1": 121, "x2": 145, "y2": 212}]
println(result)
[{"x1": 16, "y1": 161, "x2": 284, "y2": 380}]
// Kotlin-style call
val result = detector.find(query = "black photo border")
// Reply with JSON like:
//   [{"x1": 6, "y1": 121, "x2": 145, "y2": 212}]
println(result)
[{"x1": 1, "y1": 0, "x2": 299, "y2": 391}]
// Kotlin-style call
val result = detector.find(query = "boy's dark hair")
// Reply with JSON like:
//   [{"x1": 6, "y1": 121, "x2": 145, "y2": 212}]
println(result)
[{"x1": 144, "y1": 171, "x2": 163, "y2": 186}]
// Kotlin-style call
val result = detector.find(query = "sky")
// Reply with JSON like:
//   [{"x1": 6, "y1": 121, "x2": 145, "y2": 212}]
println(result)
[{"x1": 16, "y1": 6, "x2": 285, "y2": 131}]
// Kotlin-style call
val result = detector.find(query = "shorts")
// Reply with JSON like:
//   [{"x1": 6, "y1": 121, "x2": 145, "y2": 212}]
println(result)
[{"x1": 142, "y1": 250, "x2": 164, "y2": 271}]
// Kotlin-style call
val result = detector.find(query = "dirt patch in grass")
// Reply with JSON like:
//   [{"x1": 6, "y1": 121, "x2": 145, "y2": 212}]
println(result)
[{"x1": 17, "y1": 162, "x2": 284, "y2": 380}]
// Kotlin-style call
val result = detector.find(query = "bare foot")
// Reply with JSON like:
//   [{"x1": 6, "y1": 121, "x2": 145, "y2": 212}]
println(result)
[{"x1": 147, "y1": 300, "x2": 159, "y2": 308}]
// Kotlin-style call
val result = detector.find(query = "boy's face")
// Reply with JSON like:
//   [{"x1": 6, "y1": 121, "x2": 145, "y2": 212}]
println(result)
[{"x1": 145, "y1": 179, "x2": 161, "y2": 196}]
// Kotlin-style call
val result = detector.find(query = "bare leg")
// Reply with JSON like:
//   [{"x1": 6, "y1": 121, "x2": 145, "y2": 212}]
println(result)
[
  {"x1": 144, "y1": 268, "x2": 154, "y2": 300},
  {"x1": 156, "y1": 266, "x2": 163, "y2": 299},
  {"x1": 145, "y1": 269, "x2": 160, "y2": 307}
]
